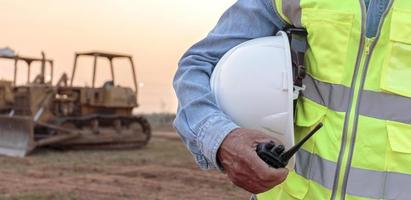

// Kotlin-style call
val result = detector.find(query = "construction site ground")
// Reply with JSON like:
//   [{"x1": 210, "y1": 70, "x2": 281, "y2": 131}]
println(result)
[{"x1": 0, "y1": 127, "x2": 249, "y2": 200}]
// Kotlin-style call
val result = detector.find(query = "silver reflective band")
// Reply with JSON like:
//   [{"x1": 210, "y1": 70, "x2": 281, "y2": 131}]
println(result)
[
  {"x1": 302, "y1": 75, "x2": 350, "y2": 112},
  {"x1": 282, "y1": 0, "x2": 302, "y2": 27},
  {"x1": 347, "y1": 168, "x2": 411, "y2": 199},
  {"x1": 360, "y1": 90, "x2": 411, "y2": 124},
  {"x1": 295, "y1": 149, "x2": 411, "y2": 199},
  {"x1": 295, "y1": 149, "x2": 336, "y2": 189},
  {"x1": 302, "y1": 75, "x2": 411, "y2": 125}
]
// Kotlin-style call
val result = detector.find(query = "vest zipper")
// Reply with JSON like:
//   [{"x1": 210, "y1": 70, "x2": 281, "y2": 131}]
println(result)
[
  {"x1": 334, "y1": 36, "x2": 373, "y2": 200},
  {"x1": 330, "y1": 1, "x2": 368, "y2": 199},
  {"x1": 339, "y1": 1, "x2": 394, "y2": 199}
]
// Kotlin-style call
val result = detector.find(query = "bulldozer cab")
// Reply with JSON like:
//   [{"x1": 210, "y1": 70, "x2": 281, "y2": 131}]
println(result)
[
  {"x1": 70, "y1": 52, "x2": 138, "y2": 91},
  {"x1": 68, "y1": 51, "x2": 139, "y2": 109},
  {"x1": 0, "y1": 52, "x2": 54, "y2": 86},
  {"x1": 0, "y1": 52, "x2": 54, "y2": 114},
  {"x1": 0, "y1": 52, "x2": 55, "y2": 115}
]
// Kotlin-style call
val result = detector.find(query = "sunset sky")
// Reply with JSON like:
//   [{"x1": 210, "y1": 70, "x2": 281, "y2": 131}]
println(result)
[{"x1": 0, "y1": 0, "x2": 236, "y2": 113}]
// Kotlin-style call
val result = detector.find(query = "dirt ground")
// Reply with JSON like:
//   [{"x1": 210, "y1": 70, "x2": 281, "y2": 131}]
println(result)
[{"x1": 0, "y1": 128, "x2": 250, "y2": 200}]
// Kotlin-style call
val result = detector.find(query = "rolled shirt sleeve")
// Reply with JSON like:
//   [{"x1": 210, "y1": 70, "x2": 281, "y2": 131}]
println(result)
[{"x1": 173, "y1": 0, "x2": 285, "y2": 170}]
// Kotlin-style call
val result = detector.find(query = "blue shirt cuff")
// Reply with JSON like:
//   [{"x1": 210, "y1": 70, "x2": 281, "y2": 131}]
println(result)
[{"x1": 196, "y1": 114, "x2": 239, "y2": 171}]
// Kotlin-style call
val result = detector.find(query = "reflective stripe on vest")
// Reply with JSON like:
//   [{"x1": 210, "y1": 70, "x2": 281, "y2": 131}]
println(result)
[
  {"x1": 295, "y1": 149, "x2": 411, "y2": 199},
  {"x1": 258, "y1": 0, "x2": 411, "y2": 200},
  {"x1": 303, "y1": 75, "x2": 411, "y2": 125}
]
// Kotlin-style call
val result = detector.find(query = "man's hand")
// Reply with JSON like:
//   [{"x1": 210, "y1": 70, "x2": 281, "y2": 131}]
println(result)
[{"x1": 217, "y1": 128, "x2": 289, "y2": 194}]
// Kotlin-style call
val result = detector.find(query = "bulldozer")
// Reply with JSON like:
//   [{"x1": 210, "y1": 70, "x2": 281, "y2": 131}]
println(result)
[
  {"x1": 0, "y1": 51, "x2": 151, "y2": 157},
  {"x1": 0, "y1": 51, "x2": 55, "y2": 156}
]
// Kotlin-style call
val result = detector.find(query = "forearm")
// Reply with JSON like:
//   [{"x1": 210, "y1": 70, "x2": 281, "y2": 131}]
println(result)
[{"x1": 173, "y1": 0, "x2": 285, "y2": 170}]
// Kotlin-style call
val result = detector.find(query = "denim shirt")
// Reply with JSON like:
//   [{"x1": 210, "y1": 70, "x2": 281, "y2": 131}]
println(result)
[{"x1": 173, "y1": 0, "x2": 389, "y2": 170}]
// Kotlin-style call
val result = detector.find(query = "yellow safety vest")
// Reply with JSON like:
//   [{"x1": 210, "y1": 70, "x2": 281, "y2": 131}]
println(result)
[{"x1": 258, "y1": 0, "x2": 411, "y2": 199}]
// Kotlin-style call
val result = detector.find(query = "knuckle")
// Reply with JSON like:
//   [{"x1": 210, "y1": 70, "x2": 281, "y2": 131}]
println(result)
[
  {"x1": 274, "y1": 169, "x2": 289, "y2": 179},
  {"x1": 256, "y1": 167, "x2": 274, "y2": 178},
  {"x1": 230, "y1": 176, "x2": 242, "y2": 186},
  {"x1": 259, "y1": 169, "x2": 288, "y2": 183},
  {"x1": 256, "y1": 171, "x2": 269, "y2": 181},
  {"x1": 245, "y1": 182, "x2": 264, "y2": 194}
]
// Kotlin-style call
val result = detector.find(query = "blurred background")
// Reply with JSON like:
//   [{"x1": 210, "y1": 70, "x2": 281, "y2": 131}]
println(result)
[
  {"x1": 0, "y1": 0, "x2": 236, "y2": 113},
  {"x1": 0, "y1": 1, "x2": 254, "y2": 200}
]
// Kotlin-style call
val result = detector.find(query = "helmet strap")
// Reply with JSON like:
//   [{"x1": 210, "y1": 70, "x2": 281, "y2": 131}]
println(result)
[{"x1": 285, "y1": 27, "x2": 308, "y2": 115}]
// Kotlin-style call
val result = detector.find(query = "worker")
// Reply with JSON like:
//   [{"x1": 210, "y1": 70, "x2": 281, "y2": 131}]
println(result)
[{"x1": 173, "y1": 0, "x2": 410, "y2": 199}]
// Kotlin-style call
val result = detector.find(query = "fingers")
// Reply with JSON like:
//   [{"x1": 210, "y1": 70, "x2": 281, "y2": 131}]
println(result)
[
  {"x1": 226, "y1": 143, "x2": 289, "y2": 193},
  {"x1": 249, "y1": 149, "x2": 287, "y2": 179},
  {"x1": 229, "y1": 167, "x2": 288, "y2": 194},
  {"x1": 246, "y1": 149, "x2": 289, "y2": 188},
  {"x1": 218, "y1": 128, "x2": 290, "y2": 193}
]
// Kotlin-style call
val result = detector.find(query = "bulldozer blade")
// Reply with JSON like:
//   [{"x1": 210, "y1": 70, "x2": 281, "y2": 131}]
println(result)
[{"x1": 0, "y1": 116, "x2": 35, "y2": 157}]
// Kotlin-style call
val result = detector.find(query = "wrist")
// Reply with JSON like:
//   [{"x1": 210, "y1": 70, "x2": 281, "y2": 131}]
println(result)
[
  {"x1": 196, "y1": 115, "x2": 239, "y2": 171},
  {"x1": 217, "y1": 128, "x2": 241, "y2": 170}
]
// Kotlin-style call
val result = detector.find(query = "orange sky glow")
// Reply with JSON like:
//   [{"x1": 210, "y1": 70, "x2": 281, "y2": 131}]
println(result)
[{"x1": 0, "y1": 0, "x2": 236, "y2": 113}]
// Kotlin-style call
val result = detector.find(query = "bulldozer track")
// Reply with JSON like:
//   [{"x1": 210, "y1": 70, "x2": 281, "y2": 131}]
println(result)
[{"x1": 41, "y1": 115, "x2": 152, "y2": 150}]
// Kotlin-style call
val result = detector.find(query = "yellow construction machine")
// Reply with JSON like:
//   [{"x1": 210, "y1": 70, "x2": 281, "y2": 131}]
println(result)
[{"x1": 0, "y1": 51, "x2": 151, "y2": 157}]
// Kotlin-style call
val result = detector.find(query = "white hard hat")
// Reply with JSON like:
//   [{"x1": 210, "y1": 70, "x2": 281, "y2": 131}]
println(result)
[{"x1": 210, "y1": 31, "x2": 295, "y2": 169}]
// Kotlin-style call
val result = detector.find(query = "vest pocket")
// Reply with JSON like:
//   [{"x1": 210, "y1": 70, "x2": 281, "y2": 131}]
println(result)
[
  {"x1": 386, "y1": 121, "x2": 411, "y2": 173},
  {"x1": 380, "y1": 9, "x2": 411, "y2": 97},
  {"x1": 294, "y1": 97, "x2": 328, "y2": 148},
  {"x1": 283, "y1": 172, "x2": 309, "y2": 199},
  {"x1": 303, "y1": 9, "x2": 354, "y2": 85},
  {"x1": 295, "y1": 98, "x2": 327, "y2": 127},
  {"x1": 387, "y1": 121, "x2": 411, "y2": 154}
]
